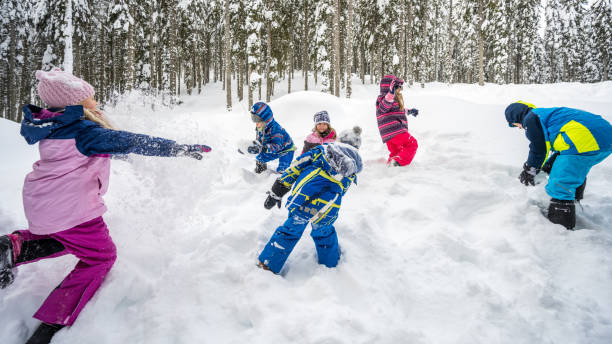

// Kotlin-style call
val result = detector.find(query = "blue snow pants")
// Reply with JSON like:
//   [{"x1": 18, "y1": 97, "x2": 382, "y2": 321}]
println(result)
[
  {"x1": 257, "y1": 150, "x2": 295, "y2": 173},
  {"x1": 258, "y1": 210, "x2": 340, "y2": 274},
  {"x1": 546, "y1": 151, "x2": 611, "y2": 200}
]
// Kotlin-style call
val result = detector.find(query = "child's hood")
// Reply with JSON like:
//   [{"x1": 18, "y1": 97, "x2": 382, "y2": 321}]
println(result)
[
  {"x1": 20, "y1": 104, "x2": 85, "y2": 144},
  {"x1": 504, "y1": 102, "x2": 534, "y2": 127},
  {"x1": 379, "y1": 74, "x2": 404, "y2": 95},
  {"x1": 324, "y1": 142, "x2": 363, "y2": 177}
]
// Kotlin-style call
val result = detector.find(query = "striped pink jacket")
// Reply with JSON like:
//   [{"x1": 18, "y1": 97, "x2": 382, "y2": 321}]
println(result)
[{"x1": 376, "y1": 75, "x2": 409, "y2": 143}]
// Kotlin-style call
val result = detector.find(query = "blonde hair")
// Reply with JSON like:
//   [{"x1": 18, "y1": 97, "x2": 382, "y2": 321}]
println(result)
[
  {"x1": 83, "y1": 108, "x2": 115, "y2": 130},
  {"x1": 395, "y1": 89, "x2": 405, "y2": 111}
]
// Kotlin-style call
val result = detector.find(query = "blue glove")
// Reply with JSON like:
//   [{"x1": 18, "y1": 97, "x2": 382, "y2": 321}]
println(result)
[{"x1": 406, "y1": 108, "x2": 419, "y2": 117}]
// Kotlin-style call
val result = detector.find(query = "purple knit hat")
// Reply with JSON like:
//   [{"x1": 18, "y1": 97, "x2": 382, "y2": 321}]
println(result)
[{"x1": 35, "y1": 68, "x2": 95, "y2": 108}]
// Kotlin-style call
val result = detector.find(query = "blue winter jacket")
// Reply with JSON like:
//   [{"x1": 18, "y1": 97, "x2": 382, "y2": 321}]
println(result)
[
  {"x1": 21, "y1": 104, "x2": 181, "y2": 156},
  {"x1": 251, "y1": 103, "x2": 295, "y2": 162},
  {"x1": 506, "y1": 103, "x2": 612, "y2": 168},
  {"x1": 278, "y1": 143, "x2": 362, "y2": 226}
]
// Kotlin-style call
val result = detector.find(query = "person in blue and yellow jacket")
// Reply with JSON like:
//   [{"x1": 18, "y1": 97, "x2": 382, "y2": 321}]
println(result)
[
  {"x1": 505, "y1": 101, "x2": 612, "y2": 229},
  {"x1": 257, "y1": 140, "x2": 363, "y2": 274},
  {"x1": 248, "y1": 102, "x2": 296, "y2": 174}
]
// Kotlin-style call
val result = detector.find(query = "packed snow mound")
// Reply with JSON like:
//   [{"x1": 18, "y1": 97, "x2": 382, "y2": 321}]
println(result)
[{"x1": 1, "y1": 79, "x2": 612, "y2": 344}]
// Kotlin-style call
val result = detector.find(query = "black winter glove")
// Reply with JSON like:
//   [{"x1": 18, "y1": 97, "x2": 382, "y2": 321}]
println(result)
[
  {"x1": 255, "y1": 160, "x2": 267, "y2": 174},
  {"x1": 264, "y1": 179, "x2": 291, "y2": 209},
  {"x1": 541, "y1": 152, "x2": 559, "y2": 175},
  {"x1": 406, "y1": 108, "x2": 419, "y2": 117},
  {"x1": 0, "y1": 269, "x2": 14, "y2": 289},
  {"x1": 247, "y1": 140, "x2": 263, "y2": 154},
  {"x1": 519, "y1": 162, "x2": 539, "y2": 186}
]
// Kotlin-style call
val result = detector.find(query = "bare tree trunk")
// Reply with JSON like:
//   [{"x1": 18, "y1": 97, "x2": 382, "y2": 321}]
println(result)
[
  {"x1": 603, "y1": 54, "x2": 609, "y2": 81},
  {"x1": 18, "y1": 42, "x2": 31, "y2": 122},
  {"x1": 406, "y1": 1, "x2": 414, "y2": 86},
  {"x1": 288, "y1": 49, "x2": 292, "y2": 94},
  {"x1": 333, "y1": 0, "x2": 341, "y2": 96},
  {"x1": 225, "y1": 0, "x2": 232, "y2": 110},
  {"x1": 477, "y1": 0, "x2": 484, "y2": 86},
  {"x1": 99, "y1": 28, "x2": 107, "y2": 102},
  {"x1": 248, "y1": 58, "x2": 253, "y2": 108},
  {"x1": 169, "y1": 3, "x2": 177, "y2": 99},
  {"x1": 346, "y1": 0, "x2": 353, "y2": 98},
  {"x1": 126, "y1": 14, "x2": 135, "y2": 91},
  {"x1": 63, "y1": 0, "x2": 74, "y2": 74},
  {"x1": 360, "y1": 43, "x2": 365, "y2": 84},
  {"x1": 149, "y1": 2, "x2": 156, "y2": 90},
  {"x1": 265, "y1": 20, "x2": 272, "y2": 102},
  {"x1": 8, "y1": 20, "x2": 16, "y2": 120},
  {"x1": 303, "y1": 1, "x2": 310, "y2": 91},
  {"x1": 400, "y1": 0, "x2": 406, "y2": 79},
  {"x1": 446, "y1": 0, "x2": 454, "y2": 84}
]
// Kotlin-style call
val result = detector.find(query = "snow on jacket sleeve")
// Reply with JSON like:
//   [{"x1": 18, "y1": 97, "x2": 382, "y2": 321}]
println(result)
[
  {"x1": 523, "y1": 113, "x2": 547, "y2": 168},
  {"x1": 75, "y1": 122, "x2": 179, "y2": 157},
  {"x1": 278, "y1": 148, "x2": 323, "y2": 187}
]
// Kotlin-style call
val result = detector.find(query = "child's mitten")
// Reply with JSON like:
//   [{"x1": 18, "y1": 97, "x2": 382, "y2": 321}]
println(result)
[
  {"x1": 173, "y1": 144, "x2": 211, "y2": 160},
  {"x1": 519, "y1": 162, "x2": 539, "y2": 186},
  {"x1": 0, "y1": 269, "x2": 14, "y2": 289},
  {"x1": 264, "y1": 179, "x2": 291, "y2": 209},
  {"x1": 406, "y1": 108, "x2": 419, "y2": 117},
  {"x1": 247, "y1": 140, "x2": 262, "y2": 154},
  {"x1": 255, "y1": 160, "x2": 267, "y2": 174}
]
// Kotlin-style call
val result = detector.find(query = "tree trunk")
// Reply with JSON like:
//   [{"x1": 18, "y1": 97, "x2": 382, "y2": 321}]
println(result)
[
  {"x1": 63, "y1": 0, "x2": 74, "y2": 74},
  {"x1": 446, "y1": 0, "x2": 454, "y2": 84},
  {"x1": 333, "y1": 0, "x2": 341, "y2": 96},
  {"x1": 8, "y1": 20, "x2": 16, "y2": 120},
  {"x1": 303, "y1": 2, "x2": 309, "y2": 91},
  {"x1": 288, "y1": 49, "x2": 292, "y2": 94},
  {"x1": 19, "y1": 41, "x2": 31, "y2": 122},
  {"x1": 406, "y1": 1, "x2": 413, "y2": 86},
  {"x1": 477, "y1": 0, "x2": 484, "y2": 86},
  {"x1": 126, "y1": 14, "x2": 135, "y2": 91},
  {"x1": 346, "y1": 0, "x2": 353, "y2": 98},
  {"x1": 225, "y1": 0, "x2": 232, "y2": 110},
  {"x1": 265, "y1": 20, "x2": 272, "y2": 102}
]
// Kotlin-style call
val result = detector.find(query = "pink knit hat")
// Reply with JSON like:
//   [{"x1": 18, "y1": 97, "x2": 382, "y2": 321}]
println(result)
[{"x1": 35, "y1": 68, "x2": 95, "y2": 108}]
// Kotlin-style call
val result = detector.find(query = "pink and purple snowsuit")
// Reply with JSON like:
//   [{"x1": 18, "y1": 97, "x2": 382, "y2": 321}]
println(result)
[
  {"x1": 13, "y1": 104, "x2": 186, "y2": 326},
  {"x1": 376, "y1": 75, "x2": 418, "y2": 166}
]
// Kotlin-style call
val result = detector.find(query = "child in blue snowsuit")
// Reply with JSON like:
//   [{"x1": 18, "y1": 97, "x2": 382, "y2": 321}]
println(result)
[
  {"x1": 505, "y1": 101, "x2": 612, "y2": 229},
  {"x1": 248, "y1": 102, "x2": 296, "y2": 174},
  {"x1": 257, "y1": 141, "x2": 363, "y2": 274}
]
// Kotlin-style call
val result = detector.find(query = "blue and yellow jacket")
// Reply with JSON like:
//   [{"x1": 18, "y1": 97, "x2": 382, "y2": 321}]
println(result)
[
  {"x1": 505, "y1": 102, "x2": 612, "y2": 167},
  {"x1": 278, "y1": 144, "x2": 359, "y2": 226}
]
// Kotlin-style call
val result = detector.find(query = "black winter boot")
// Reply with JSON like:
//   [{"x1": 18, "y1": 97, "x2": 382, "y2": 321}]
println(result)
[
  {"x1": 547, "y1": 198, "x2": 576, "y2": 230},
  {"x1": 0, "y1": 235, "x2": 15, "y2": 289},
  {"x1": 26, "y1": 323, "x2": 65, "y2": 344},
  {"x1": 575, "y1": 178, "x2": 587, "y2": 202}
]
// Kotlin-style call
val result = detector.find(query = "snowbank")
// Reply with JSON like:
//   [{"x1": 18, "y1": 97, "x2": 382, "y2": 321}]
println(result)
[{"x1": 1, "y1": 79, "x2": 611, "y2": 344}]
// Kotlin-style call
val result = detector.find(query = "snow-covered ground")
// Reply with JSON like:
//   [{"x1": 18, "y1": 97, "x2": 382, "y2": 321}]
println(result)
[{"x1": 1, "y1": 77, "x2": 612, "y2": 344}]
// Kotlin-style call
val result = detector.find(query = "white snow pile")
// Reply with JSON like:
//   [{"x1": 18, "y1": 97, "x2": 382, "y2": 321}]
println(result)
[{"x1": 1, "y1": 79, "x2": 612, "y2": 344}]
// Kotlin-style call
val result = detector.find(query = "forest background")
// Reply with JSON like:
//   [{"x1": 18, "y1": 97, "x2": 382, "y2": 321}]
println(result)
[{"x1": 1, "y1": 0, "x2": 611, "y2": 121}]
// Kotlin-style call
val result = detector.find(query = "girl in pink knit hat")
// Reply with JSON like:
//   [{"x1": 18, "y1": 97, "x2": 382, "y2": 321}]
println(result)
[{"x1": 0, "y1": 68, "x2": 211, "y2": 344}]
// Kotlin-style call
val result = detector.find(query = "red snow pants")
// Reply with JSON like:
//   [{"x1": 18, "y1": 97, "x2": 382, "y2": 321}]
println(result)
[{"x1": 386, "y1": 132, "x2": 418, "y2": 166}]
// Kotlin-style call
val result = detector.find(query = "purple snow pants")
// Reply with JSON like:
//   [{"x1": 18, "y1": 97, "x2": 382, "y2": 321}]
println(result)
[{"x1": 15, "y1": 217, "x2": 116, "y2": 326}]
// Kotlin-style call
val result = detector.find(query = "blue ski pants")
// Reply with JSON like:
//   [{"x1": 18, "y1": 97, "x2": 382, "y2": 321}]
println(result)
[
  {"x1": 258, "y1": 210, "x2": 340, "y2": 274},
  {"x1": 546, "y1": 151, "x2": 611, "y2": 200}
]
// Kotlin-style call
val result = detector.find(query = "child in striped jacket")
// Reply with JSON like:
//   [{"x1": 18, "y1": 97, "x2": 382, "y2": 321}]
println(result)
[{"x1": 376, "y1": 75, "x2": 419, "y2": 166}]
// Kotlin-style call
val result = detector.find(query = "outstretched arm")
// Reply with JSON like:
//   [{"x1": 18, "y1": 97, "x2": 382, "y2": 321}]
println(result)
[{"x1": 75, "y1": 124, "x2": 210, "y2": 158}]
